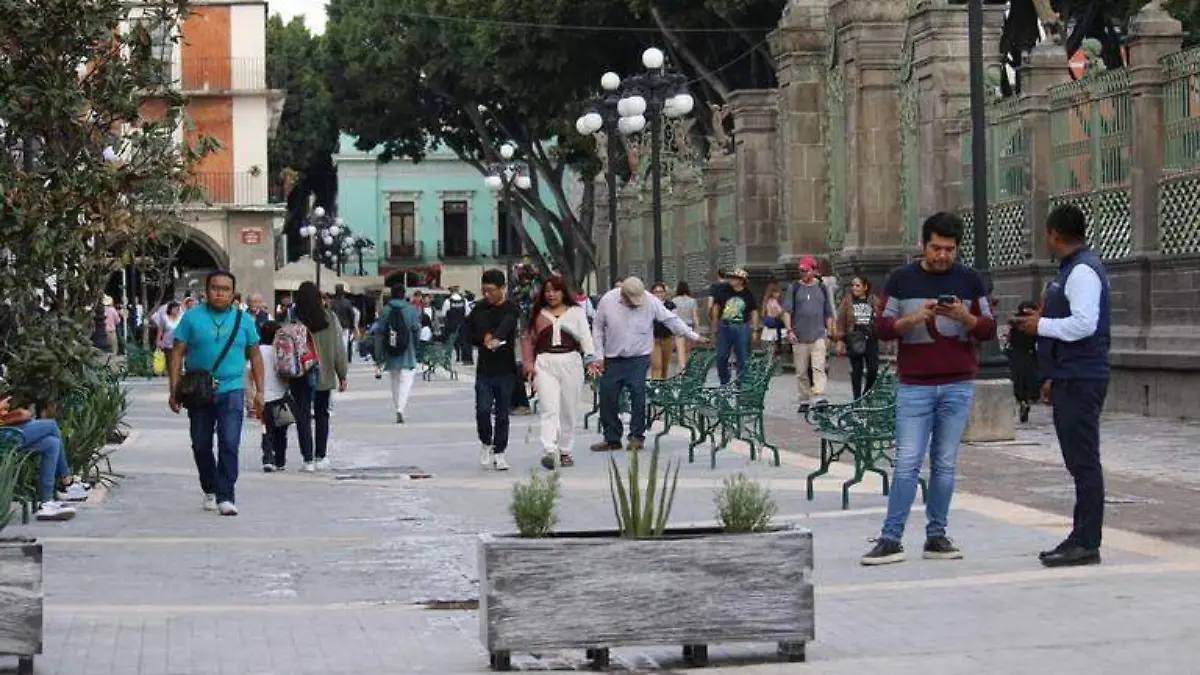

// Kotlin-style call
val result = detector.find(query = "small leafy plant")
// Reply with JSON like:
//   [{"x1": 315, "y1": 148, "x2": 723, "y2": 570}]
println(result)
[
  {"x1": 715, "y1": 473, "x2": 777, "y2": 533},
  {"x1": 59, "y1": 366, "x2": 129, "y2": 485},
  {"x1": 0, "y1": 443, "x2": 32, "y2": 533},
  {"x1": 608, "y1": 447, "x2": 680, "y2": 538},
  {"x1": 509, "y1": 472, "x2": 561, "y2": 538}
]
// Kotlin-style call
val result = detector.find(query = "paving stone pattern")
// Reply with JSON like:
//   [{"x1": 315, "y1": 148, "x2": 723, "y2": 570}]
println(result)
[{"x1": 4, "y1": 362, "x2": 1199, "y2": 674}]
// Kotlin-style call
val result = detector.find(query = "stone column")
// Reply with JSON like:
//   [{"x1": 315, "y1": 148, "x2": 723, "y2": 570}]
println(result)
[
  {"x1": 1020, "y1": 41, "x2": 1072, "y2": 281},
  {"x1": 771, "y1": 0, "x2": 828, "y2": 265},
  {"x1": 1127, "y1": 2, "x2": 1183, "y2": 256},
  {"x1": 828, "y1": 0, "x2": 907, "y2": 281},
  {"x1": 728, "y1": 89, "x2": 781, "y2": 280}
]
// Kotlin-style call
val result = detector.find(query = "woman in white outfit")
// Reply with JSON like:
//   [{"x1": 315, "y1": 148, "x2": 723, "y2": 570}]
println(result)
[{"x1": 521, "y1": 275, "x2": 596, "y2": 470}]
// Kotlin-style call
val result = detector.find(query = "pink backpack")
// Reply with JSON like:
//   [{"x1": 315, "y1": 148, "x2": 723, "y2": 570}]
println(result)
[{"x1": 273, "y1": 322, "x2": 318, "y2": 379}]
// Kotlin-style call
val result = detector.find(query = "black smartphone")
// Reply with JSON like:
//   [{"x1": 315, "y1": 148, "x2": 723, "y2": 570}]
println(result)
[{"x1": 937, "y1": 294, "x2": 956, "y2": 306}]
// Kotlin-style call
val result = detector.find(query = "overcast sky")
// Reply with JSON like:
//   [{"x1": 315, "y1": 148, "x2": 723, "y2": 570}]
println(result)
[{"x1": 270, "y1": 0, "x2": 327, "y2": 34}]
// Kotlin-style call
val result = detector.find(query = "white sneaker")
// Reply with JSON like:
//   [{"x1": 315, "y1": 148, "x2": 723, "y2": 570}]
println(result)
[
  {"x1": 217, "y1": 501, "x2": 239, "y2": 516},
  {"x1": 479, "y1": 444, "x2": 494, "y2": 467},
  {"x1": 35, "y1": 501, "x2": 76, "y2": 521},
  {"x1": 493, "y1": 454, "x2": 510, "y2": 471},
  {"x1": 57, "y1": 482, "x2": 90, "y2": 502},
  {"x1": 315, "y1": 458, "x2": 331, "y2": 471},
  {"x1": 203, "y1": 494, "x2": 218, "y2": 511},
  {"x1": 301, "y1": 462, "x2": 316, "y2": 473}
]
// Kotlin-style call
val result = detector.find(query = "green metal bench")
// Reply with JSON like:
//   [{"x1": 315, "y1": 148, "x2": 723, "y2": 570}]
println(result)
[
  {"x1": 648, "y1": 347, "x2": 717, "y2": 451},
  {"x1": 582, "y1": 373, "x2": 631, "y2": 431},
  {"x1": 677, "y1": 350, "x2": 781, "y2": 469},
  {"x1": 803, "y1": 367, "x2": 927, "y2": 509},
  {"x1": 1, "y1": 428, "x2": 38, "y2": 524},
  {"x1": 419, "y1": 331, "x2": 458, "y2": 381}
]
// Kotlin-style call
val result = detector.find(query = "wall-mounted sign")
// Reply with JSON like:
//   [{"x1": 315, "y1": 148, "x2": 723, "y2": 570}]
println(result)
[{"x1": 241, "y1": 227, "x2": 264, "y2": 245}]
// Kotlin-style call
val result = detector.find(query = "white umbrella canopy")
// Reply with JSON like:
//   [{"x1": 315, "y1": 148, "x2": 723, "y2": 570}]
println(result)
[{"x1": 274, "y1": 256, "x2": 362, "y2": 295}]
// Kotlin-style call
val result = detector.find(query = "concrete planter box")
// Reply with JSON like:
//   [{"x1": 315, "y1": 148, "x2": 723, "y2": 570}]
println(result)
[
  {"x1": 0, "y1": 537, "x2": 42, "y2": 675},
  {"x1": 478, "y1": 526, "x2": 815, "y2": 671}
]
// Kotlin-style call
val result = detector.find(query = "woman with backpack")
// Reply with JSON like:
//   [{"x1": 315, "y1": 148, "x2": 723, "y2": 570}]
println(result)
[
  {"x1": 285, "y1": 281, "x2": 348, "y2": 472},
  {"x1": 835, "y1": 276, "x2": 881, "y2": 400}
]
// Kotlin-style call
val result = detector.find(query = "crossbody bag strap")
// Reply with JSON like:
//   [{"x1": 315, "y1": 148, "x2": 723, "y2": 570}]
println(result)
[{"x1": 211, "y1": 310, "x2": 243, "y2": 375}]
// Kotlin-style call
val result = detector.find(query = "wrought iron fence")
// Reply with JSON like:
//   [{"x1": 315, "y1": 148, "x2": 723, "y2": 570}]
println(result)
[
  {"x1": 178, "y1": 57, "x2": 267, "y2": 91},
  {"x1": 188, "y1": 171, "x2": 268, "y2": 205},
  {"x1": 1158, "y1": 47, "x2": 1200, "y2": 254},
  {"x1": 389, "y1": 241, "x2": 423, "y2": 261}
]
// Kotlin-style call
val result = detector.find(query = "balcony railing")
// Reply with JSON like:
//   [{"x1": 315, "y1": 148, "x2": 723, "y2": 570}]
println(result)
[
  {"x1": 438, "y1": 239, "x2": 477, "y2": 260},
  {"x1": 489, "y1": 239, "x2": 522, "y2": 259},
  {"x1": 188, "y1": 171, "x2": 269, "y2": 205},
  {"x1": 176, "y1": 57, "x2": 267, "y2": 92},
  {"x1": 389, "y1": 241, "x2": 424, "y2": 261}
]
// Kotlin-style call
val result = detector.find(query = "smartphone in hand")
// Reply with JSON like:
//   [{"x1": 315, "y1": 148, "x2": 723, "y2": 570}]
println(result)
[{"x1": 937, "y1": 294, "x2": 956, "y2": 306}]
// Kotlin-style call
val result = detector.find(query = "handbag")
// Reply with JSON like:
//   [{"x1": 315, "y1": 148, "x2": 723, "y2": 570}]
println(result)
[
  {"x1": 266, "y1": 393, "x2": 295, "y2": 428},
  {"x1": 175, "y1": 310, "x2": 243, "y2": 410},
  {"x1": 846, "y1": 328, "x2": 870, "y2": 357}
]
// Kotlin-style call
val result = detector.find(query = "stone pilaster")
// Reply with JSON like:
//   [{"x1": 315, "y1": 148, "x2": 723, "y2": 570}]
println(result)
[
  {"x1": 770, "y1": 0, "x2": 828, "y2": 264},
  {"x1": 828, "y1": 0, "x2": 908, "y2": 281},
  {"x1": 728, "y1": 89, "x2": 781, "y2": 278},
  {"x1": 1020, "y1": 41, "x2": 1072, "y2": 273}
]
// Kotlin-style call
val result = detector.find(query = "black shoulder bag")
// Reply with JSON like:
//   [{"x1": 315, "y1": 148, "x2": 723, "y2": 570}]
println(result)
[{"x1": 176, "y1": 311, "x2": 243, "y2": 410}]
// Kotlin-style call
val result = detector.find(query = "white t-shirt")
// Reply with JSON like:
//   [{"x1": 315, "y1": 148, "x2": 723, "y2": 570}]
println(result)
[{"x1": 257, "y1": 345, "x2": 288, "y2": 402}]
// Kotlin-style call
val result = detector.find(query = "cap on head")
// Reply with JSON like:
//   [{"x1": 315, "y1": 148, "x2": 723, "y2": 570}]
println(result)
[
  {"x1": 729, "y1": 268, "x2": 750, "y2": 281},
  {"x1": 799, "y1": 256, "x2": 817, "y2": 272},
  {"x1": 620, "y1": 277, "x2": 647, "y2": 306}
]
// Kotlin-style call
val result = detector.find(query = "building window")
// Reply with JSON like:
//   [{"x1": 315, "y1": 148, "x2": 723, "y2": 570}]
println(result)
[
  {"x1": 389, "y1": 201, "x2": 416, "y2": 257},
  {"x1": 496, "y1": 204, "x2": 520, "y2": 257},
  {"x1": 442, "y1": 200, "x2": 469, "y2": 258},
  {"x1": 132, "y1": 16, "x2": 173, "y2": 85}
]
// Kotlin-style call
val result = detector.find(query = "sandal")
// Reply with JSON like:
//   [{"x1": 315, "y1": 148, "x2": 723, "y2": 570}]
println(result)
[{"x1": 559, "y1": 453, "x2": 575, "y2": 468}]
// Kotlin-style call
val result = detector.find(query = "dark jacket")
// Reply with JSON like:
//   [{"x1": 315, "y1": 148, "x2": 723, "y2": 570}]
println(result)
[
  {"x1": 467, "y1": 300, "x2": 520, "y2": 377},
  {"x1": 1037, "y1": 247, "x2": 1111, "y2": 381}
]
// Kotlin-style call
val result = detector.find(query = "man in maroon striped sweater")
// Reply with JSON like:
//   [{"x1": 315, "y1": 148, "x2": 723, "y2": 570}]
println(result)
[{"x1": 861, "y1": 212, "x2": 997, "y2": 566}]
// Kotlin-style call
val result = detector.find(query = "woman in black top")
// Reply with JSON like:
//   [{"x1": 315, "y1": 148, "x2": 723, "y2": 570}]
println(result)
[
  {"x1": 650, "y1": 283, "x2": 676, "y2": 379},
  {"x1": 836, "y1": 276, "x2": 880, "y2": 400}
]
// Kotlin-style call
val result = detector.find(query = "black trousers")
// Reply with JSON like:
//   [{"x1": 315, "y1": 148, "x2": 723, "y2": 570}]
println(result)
[
  {"x1": 848, "y1": 339, "x2": 880, "y2": 400},
  {"x1": 476, "y1": 373, "x2": 514, "y2": 453},
  {"x1": 1050, "y1": 378, "x2": 1108, "y2": 550}
]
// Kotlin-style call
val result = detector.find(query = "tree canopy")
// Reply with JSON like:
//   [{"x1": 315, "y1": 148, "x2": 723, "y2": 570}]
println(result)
[{"x1": 324, "y1": 0, "x2": 786, "y2": 286}]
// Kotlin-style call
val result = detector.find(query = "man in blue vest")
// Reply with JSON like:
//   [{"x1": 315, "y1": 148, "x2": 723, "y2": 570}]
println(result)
[{"x1": 1012, "y1": 203, "x2": 1110, "y2": 568}]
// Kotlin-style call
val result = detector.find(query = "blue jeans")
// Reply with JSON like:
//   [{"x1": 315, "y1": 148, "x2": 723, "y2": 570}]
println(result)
[
  {"x1": 187, "y1": 389, "x2": 245, "y2": 503},
  {"x1": 476, "y1": 374, "x2": 514, "y2": 453},
  {"x1": 881, "y1": 382, "x2": 975, "y2": 541},
  {"x1": 15, "y1": 420, "x2": 71, "y2": 501},
  {"x1": 716, "y1": 323, "x2": 752, "y2": 385},
  {"x1": 599, "y1": 355, "x2": 651, "y2": 444}
]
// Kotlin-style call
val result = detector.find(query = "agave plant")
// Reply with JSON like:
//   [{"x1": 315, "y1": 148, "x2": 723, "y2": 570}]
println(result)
[
  {"x1": 0, "y1": 443, "x2": 32, "y2": 533},
  {"x1": 607, "y1": 447, "x2": 681, "y2": 538}
]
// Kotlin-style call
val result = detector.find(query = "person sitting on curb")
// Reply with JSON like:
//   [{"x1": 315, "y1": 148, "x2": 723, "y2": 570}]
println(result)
[{"x1": 1, "y1": 397, "x2": 90, "y2": 521}]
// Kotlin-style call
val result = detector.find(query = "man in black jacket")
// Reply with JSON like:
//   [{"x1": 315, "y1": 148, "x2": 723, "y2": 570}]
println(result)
[{"x1": 466, "y1": 269, "x2": 520, "y2": 471}]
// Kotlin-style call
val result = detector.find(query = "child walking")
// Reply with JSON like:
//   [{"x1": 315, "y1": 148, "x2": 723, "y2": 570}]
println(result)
[
  {"x1": 1007, "y1": 301, "x2": 1041, "y2": 423},
  {"x1": 257, "y1": 321, "x2": 294, "y2": 471}
]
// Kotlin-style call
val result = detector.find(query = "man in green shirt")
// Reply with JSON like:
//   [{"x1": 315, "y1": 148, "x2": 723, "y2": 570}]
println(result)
[{"x1": 168, "y1": 271, "x2": 264, "y2": 516}]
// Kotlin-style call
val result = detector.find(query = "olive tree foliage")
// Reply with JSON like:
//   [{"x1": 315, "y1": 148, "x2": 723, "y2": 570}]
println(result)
[
  {"x1": 325, "y1": 0, "x2": 650, "y2": 285},
  {"x1": 0, "y1": 0, "x2": 213, "y2": 407}
]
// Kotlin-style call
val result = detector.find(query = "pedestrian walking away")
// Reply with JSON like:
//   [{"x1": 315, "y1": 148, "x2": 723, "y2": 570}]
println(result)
[
  {"x1": 371, "y1": 283, "x2": 422, "y2": 423},
  {"x1": 710, "y1": 268, "x2": 759, "y2": 386},
  {"x1": 783, "y1": 256, "x2": 834, "y2": 412},
  {"x1": 291, "y1": 282, "x2": 349, "y2": 472},
  {"x1": 443, "y1": 288, "x2": 473, "y2": 365},
  {"x1": 860, "y1": 213, "x2": 996, "y2": 566},
  {"x1": 468, "y1": 269, "x2": 521, "y2": 471},
  {"x1": 836, "y1": 276, "x2": 882, "y2": 400},
  {"x1": 331, "y1": 285, "x2": 357, "y2": 364},
  {"x1": 670, "y1": 282, "x2": 700, "y2": 371},
  {"x1": 1011, "y1": 204, "x2": 1110, "y2": 568},
  {"x1": 168, "y1": 271, "x2": 264, "y2": 517},
  {"x1": 589, "y1": 277, "x2": 703, "y2": 453},
  {"x1": 521, "y1": 275, "x2": 597, "y2": 470},
  {"x1": 1006, "y1": 300, "x2": 1041, "y2": 423}
]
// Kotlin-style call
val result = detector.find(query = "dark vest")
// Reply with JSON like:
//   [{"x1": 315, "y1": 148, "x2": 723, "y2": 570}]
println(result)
[{"x1": 1037, "y1": 247, "x2": 1111, "y2": 381}]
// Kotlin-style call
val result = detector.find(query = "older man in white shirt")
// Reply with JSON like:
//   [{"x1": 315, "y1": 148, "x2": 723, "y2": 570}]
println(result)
[{"x1": 589, "y1": 277, "x2": 703, "y2": 452}]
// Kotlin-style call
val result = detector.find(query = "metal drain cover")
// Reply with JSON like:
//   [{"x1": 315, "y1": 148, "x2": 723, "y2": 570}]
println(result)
[{"x1": 334, "y1": 465, "x2": 432, "y2": 481}]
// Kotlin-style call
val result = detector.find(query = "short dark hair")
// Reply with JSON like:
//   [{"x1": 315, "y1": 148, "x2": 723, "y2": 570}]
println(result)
[
  {"x1": 259, "y1": 320, "x2": 280, "y2": 345},
  {"x1": 921, "y1": 212, "x2": 965, "y2": 245},
  {"x1": 1046, "y1": 204, "x2": 1088, "y2": 243},
  {"x1": 481, "y1": 269, "x2": 506, "y2": 288},
  {"x1": 206, "y1": 270, "x2": 236, "y2": 291},
  {"x1": 389, "y1": 284, "x2": 406, "y2": 300}
]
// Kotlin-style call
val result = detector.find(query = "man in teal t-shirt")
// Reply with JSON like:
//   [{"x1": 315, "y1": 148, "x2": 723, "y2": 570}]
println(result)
[{"x1": 168, "y1": 271, "x2": 264, "y2": 516}]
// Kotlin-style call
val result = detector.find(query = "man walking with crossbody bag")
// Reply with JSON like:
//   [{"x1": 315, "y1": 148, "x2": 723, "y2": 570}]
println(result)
[{"x1": 168, "y1": 271, "x2": 263, "y2": 516}]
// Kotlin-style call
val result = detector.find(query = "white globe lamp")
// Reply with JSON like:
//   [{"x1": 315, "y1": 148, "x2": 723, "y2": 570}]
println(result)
[
  {"x1": 323, "y1": 235, "x2": 334, "y2": 246},
  {"x1": 583, "y1": 112, "x2": 603, "y2": 134},
  {"x1": 484, "y1": 174, "x2": 504, "y2": 191},
  {"x1": 313, "y1": 206, "x2": 326, "y2": 218},
  {"x1": 515, "y1": 174, "x2": 532, "y2": 190},
  {"x1": 642, "y1": 47, "x2": 665, "y2": 69},
  {"x1": 673, "y1": 93, "x2": 695, "y2": 115},
  {"x1": 601, "y1": 72, "x2": 621, "y2": 91},
  {"x1": 329, "y1": 225, "x2": 342, "y2": 237},
  {"x1": 500, "y1": 143, "x2": 515, "y2": 160},
  {"x1": 575, "y1": 116, "x2": 590, "y2": 136}
]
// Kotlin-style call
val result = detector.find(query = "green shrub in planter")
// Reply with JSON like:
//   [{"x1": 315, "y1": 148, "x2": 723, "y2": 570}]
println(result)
[
  {"x1": 715, "y1": 473, "x2": 777, "y2": 533},
  {"x1": 59, "y1": 366, "x2": 129, "y2": 484},
  {"x1": 509, "y1": 472, "x2": 561, "y2": 538},
  {"x1": 0, "y1": 445, "x2": 32, "y2": 533},
  {"x1": 122, "y1": 345, "x2": 157, "y2": 379}
]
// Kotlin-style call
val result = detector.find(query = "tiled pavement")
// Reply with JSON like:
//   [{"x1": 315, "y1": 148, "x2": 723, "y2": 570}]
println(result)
[{"x1": 5, "y1": 360, "x2": 1200, "y2": 674}]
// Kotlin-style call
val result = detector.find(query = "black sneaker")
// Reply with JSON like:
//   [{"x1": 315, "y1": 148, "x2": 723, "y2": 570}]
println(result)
[
  {"x1": 396, "y1": 412, "x2": 405, "y2": 424},
  {"x1": 923, "y1": 536, "x2": 963, "y2": 560},
  {"x1": 860, "y1": 538, "x2": 905, "y2": 566},
  {"x1": 1019, "y1": 401, "x2": 1031, "y2": 423},
  {"x1": 797, "y1": 403, "x2": 810, "y2": 414}
]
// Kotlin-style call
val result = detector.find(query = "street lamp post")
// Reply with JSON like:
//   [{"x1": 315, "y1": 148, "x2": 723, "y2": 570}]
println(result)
[
  {"x1": 576, "y1": 71, "x2": 623, "y2": 288},
  {"x1": 613, "y1": 48, "x2": 694, "y2": 283},
  {"x1": 298, "y1": 206, "x2": 356, "y2": 292},
  {"x1": 484, "y1": 142, "x2": 534, "y2": 263}
]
